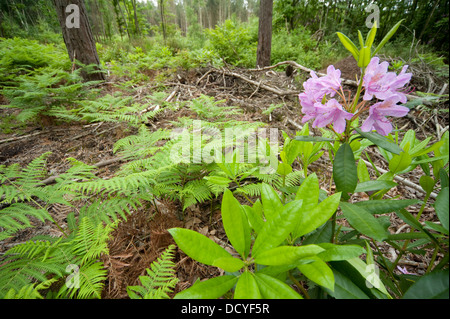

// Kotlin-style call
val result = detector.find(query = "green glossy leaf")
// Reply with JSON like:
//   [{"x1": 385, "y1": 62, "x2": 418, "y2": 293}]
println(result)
[
  {"x1": 234, "y1": 271, "x2": 261, "y2": 299},
  {"x1": 394, "y1": 208, "x2": 440, "y2": 246},
  {"x1": 326, "y1": 269, "x2": 370, "y2": 299},
  {"x1": 333, "y1": 143, "x2": 358, "y2": 197},
  {"x1": 252, "y1": 200, "x2": 303, "y2": 257},
  {"x1": 353, "y1": 199, "x2": 419, "y2": 215},
  {"x1": 293, "y1": 136, "x2": 335, "y2": 142},
  {"x1": 357, "y1": 160, "x2": 371, "y2": 183},
  {"x1": 435, "y1": 187, "x2": 449, "y2": 232},
  {"x1": 221, "y1": 189, "x2": 250, "y2": 259},
  {"x1": 373, "y1": 19, "x2": 404, "y2": 56},
  {"x1": 168, "y1": 228, "x2": 231, "y2": 267},
  {"x1": 294, "y1": 192, "x2": 341, "y2": 239},
  {"x1": 174, "y1": 275, "x2": 238, "y2": 299},
  {"x1": 346, "y1": 257, "x2": 391, "y2": 297},
  {"x1": 354, "y1": 180, "x2": 397, "y2": 193},
  {"x1": 293, "y1": 173, "x2": 320, "y2": 235},
  {"x1": 340, "y1": 202, "x2": 388, "y2": 242},
  {"x1": 354, "y1": 128, "x2": 403, "y2": 155},
  {"x1": 336, "y1": 32, "x2": 360, "y2": 61},
  {"x1": 419, "y1": 176, "x2": 436, "y2": 195},
  {"x1": 254, "y1": 245, "x2": 324, "y2": 266},
  {"x1": 387, "y1": 232, "x2": 430, "y2": 240},
  {"x1": 204, "y1": 176, "x2": 231, "y2": 185},
  {"x1": 357, "y1": 46, "x2": 371, "y2": 68},
  {"x1": 365, "y1": 21, "x2": 377, "y2": 48},
  {"x1": 439, "y1": 168, "x2": 449, "y2": 188},
  {"x1": 260, "y1": 183, "x2": 283, "y2": 221},
  {"x1": 395, "y1": 208, "x2": 425, "y2": 230},
  {"x1": 212, "y1": 257, "x2": 245, "y2": 273},
  {"x1": 357, "y1": 30, "x2": 364, "y2": 48},
  {"x1": 317, "y1": 243, "x2": 366, "y2": 262},
  {"x1": 302, "y1": 221, "x2": 333, "y2": 245},
  {"x1": 242, "y1": 204, "x2": 264, "y2": 234},
  {"x1": 389, "y1": 151, "x2": 412, "y2": 174},
  {"x1": 276, "y1": 162, "x2": 292, "y2": 176},
  {"x1": 298, "y1": 256, "x2": 334, "y2": 291},
  {"x1": 254, "y1": 273, "x2": 303, "y2": 299},
  {"x1": 402, "y1": 270, "x2": 449, "y2": 299}
]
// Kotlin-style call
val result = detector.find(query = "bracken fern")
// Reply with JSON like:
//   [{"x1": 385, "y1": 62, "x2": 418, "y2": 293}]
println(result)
[{"x1": 127, "y1": 244, "x2": 178, "y2": 299}]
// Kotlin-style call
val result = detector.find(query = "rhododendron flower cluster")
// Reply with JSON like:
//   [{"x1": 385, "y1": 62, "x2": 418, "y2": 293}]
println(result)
[{"x1": 298, "y1": 57, "x2": 412, "y2": 136}]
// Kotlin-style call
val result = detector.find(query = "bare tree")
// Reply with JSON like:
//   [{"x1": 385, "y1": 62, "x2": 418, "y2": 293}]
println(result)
[
  {"x1": 256, "y1": 0, "x2": 273, "y2": 68},
  {"x1": 52, "y1": 0, "x2": 105, "y2": 81}
]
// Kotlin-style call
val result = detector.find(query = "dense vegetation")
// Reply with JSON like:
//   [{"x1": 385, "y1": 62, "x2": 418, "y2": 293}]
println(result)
[{"x1": 0, "y1": 0, "x2": 448, "y2": 301}]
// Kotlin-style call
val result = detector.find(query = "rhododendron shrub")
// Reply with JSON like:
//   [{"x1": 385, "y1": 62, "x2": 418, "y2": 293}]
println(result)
[
  {"x1": 298, "y1": 19, "x2": 414, "y2": 140},
  {"x1": 298, "y1": 56, "x2": 412, "y2": 137}
]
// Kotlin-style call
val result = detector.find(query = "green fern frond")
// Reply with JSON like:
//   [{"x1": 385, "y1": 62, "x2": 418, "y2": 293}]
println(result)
[
  {"x1": 113, "y1": 126, "x2": 171, "y2": 159},
  {"x1": 79, "y1": 196, "x2": 142, "y2": 225},
  {"x1": 0, "y1": 203, "x2": 52, "y2": 241},
  {"x1": 188, "y1": 94, "x2": 242, "y2": 121},
  {"x1": 71, "y1": 217, "x2": 115, "y2": 264},
  {"x1": 285, "y1": 170, "x2": 305, "y2": 187},
  {"x1": 127, "y1": 245, "x2": 178, "y2": 299},
  {"x1": 3, "y1": 278, "x2": 58, "y2": 299},
  {"x1": 234, "y1": 183, "x2": 263, "y2": 197},
  {"x1": 79, "y1": 93, "x2": 166, "y2": 125},
  {"x1": 180, "y1": 179, "x2": 212, "y2": 210},
  {"x1": 57, "y1": 261, "x2": 108, "y2": 299},
  {"x1": 53, "y1": 158, "x2": 98, "y2": 187},
  {"x1": 65, "y1": 170, "x2": 156, "y2": 196},
  {"x1": 0, "y1": 240, "x2": 69, "y2": 298}
]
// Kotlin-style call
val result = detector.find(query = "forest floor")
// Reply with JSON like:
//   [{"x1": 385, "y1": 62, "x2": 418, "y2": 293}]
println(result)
[{"x1": 0, "y1": 56, "x2": 448, "y2": 298}]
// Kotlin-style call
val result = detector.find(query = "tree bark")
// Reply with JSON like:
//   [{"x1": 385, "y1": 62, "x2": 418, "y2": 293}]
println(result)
[
  {"x1": 52, "y1": 0, "x2": 105, "y2": 82},
  {"x1": 131, "y1": 0, "x2": 141, "y2": 35},
  {"x1": 159, "y1": 0, "x2": 167, "y2": 41},
  {"x1": 256, "y1": 0, "x2": 273, "y2": 68}
]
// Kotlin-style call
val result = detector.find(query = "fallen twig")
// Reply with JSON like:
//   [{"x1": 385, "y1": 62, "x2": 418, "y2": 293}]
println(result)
[
  {"x1": 362, "y1": 159, "x2": 438, "y2": 199},
  {"x1": 215, "y1": 68, "x2": 298, "y2": 96},
  {"x1": 138, "y1": 88, "x2": 178, "y2": 116},
  {"x1": 40, "y1": 156, "x2": 125, "y2": 186}
]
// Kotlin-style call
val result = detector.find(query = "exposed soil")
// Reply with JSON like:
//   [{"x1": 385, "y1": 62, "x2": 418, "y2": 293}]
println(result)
[
  {"x1": 320, "y1": 55, "x2": 361, "y2": 81},
  {"x1": 0, "y1": 57, "x2": 448, "y2": 298}
]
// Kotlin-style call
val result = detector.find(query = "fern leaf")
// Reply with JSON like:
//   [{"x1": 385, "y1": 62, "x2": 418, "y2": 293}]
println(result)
[
  {"x1": 0, "y1": 203, "x2": 51, "y2": 240},
  {"x1": 57, "y1": 261, "x2": 107, "y2": 299},
  {"x1": 127, "y1": 245, "x2": 178, "y2": 299},
  {"x1": 71, "y1": 217, "x2": 115, "y2": 264},
  {"x1": 3, "y1": 278, "x2": 58, "y2": 299}
]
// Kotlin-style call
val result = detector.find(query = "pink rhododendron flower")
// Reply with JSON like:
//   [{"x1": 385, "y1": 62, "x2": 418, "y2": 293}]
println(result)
[
  {"x1": 397, "y1": 266, "x2": 416, "y2": 275},
  {"x1": 363, "y1": 57, "x2": 412, "y2": 103},
  {"x1": 361, "y1": 96, "x2": 410, "y2": 136},
  {"x1": 312, "y1": 99, "x2": 354, "y2": 133},
  {"x1": 299, "y1": 65, "x2": 343, "y2": 123}
]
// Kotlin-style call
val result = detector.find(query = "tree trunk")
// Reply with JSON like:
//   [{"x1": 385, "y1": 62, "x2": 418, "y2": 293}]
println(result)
[
  {"x1": 52, "y1": 0, "x2": 105, "y2": 82},
  {"x1": 159, "y1": 0, "x2": 167, "y2": 42},
  {"x1": 131, "y1": 0, "x2": 140, "y2": 35},
  {"x1": 418, "y1": 0, "x2": 439, "y2": 41},
  {"x1": 256, "y1": 0, "x2": 273, "y2": 68}
]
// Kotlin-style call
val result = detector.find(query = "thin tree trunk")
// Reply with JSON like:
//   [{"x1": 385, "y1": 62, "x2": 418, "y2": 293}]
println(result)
[
  {"x1": 256, "y1": 0, "x2": 273, "y2": 68},
  {"x1": 159, "y1": 0, "x2": 166, "y2": 41},
  {"x1": 52, "y1": 0, "x2": 105, "y2": 82},
  {"x1": 118, "y1": 0, "x2": 131, "y2": 39},
  {"x1": 131, "y1": 0, "x2": 140, "y2": 35},
  {"x1": 418, "y1": 0, "x2": 439, "y2": 41}
]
